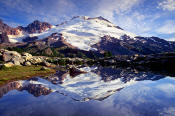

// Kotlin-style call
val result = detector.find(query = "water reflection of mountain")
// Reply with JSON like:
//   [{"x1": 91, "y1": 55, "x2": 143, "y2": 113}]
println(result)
[
  {"x1": 0, "y1": 79, "x2": 52, "y2": 98},
  {"x1": 20, "y1": 83, "x2": 52, "y2": 97},
  {"x1": 92, "y1": 67, "x2": 165, "y2": 83},
  {"x1": 0, "y1": 81, "x2": 22, "y2": 98},
  {"x1": 0, "y1": 66, "x2": 166, "y2": 101}
]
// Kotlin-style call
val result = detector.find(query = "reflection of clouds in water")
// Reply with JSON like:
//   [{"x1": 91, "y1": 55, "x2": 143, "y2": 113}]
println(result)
[
  {"x1": 113, "y1": 82, "x2": 152, "y2": 102},
  {"x1": 0, "y1": 92, "x2": 82, "y2": 116},
  {"x1": 102, "y1": 79, "x2": 175, "y2": 116},
  {"x1": 156, "y1": 83, "x2": 175, "y2": 98},
  {"x1": 159, "y1": 107, "x2": 175, "y2": 116},
  {"x1": 165, "y1": 77, "x2": 175, "y2": 81},
  {"x1": 1, "y1": 66, "x2": 175, "y2": 116}
]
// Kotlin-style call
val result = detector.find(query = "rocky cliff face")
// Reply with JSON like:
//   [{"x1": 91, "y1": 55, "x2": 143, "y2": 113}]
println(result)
[
  {"x1": 92, "y1": 35, "x2": 175, "y2": 55},
  {"x1": 18, "y1": 20, "x2": 52, "y2": 34},
  {"x1": 0, "y1": 19, "x2": 20, "y2": 35},
  {"x1": 0, "y1": 32, "x2": 9, "y2": 43},
  {"x1": 0, "y1": 19, "x2": 52, "y2": 43}
]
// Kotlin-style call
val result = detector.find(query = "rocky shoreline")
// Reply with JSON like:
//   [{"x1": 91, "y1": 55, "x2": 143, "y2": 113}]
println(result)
[
  {"x1": 0, "y1": 49, "x2": 55, "y2": 68},
  {"x1": 1, "y1": 49, "x2": 175, "y2": 69}
]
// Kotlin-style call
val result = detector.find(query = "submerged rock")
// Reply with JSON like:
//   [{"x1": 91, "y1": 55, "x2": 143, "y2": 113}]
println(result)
[
  {"x1": 69, "y1": 66, "x2": 87, "y2": 77},
  {"x1": 21, "y1": 84, "x2": 52, "y2": 97}
]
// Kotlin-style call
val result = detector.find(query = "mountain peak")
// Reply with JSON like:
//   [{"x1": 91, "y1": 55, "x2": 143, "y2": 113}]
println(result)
[
  {"x1": 24, "y1": 20, "x2": 52, "y2": 34},
  {"x1": 70, "y1": 16, "x2": 89, "y2": 20},
  {"x1": 94, "y1": 16, "x2": 111, "y2": 23},
  {"x1": 70, "y1": 16, "x2": 110, "y2": 22},
  {"x1": 32, "y1": 20, "x2": 40, "y2": 23},
  {"x1": 27, "y1": 20, "x2": 50, "y2": 27}
]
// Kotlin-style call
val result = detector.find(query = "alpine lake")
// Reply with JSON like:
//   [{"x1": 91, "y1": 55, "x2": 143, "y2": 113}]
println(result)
[{"x1": 0, "y1": 66, "x2": 175, "y2": 116}]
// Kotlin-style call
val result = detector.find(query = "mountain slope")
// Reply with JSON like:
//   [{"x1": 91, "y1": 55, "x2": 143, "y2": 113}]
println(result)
[
  {"x1": 1, "y1": 16, "x2": 175, "y2": 55},
  {"x1": 92, "y1": 35, "x2": 175, "y2": 55},
  {"x1": 7, "y1": 16, "x2": 136, "y2": 50}
]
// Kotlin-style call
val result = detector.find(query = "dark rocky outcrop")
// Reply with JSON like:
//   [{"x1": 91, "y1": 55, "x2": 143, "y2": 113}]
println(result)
[
  {"x1": 92, "y1": 35, "x2": 137, "y2": 55},
  {"x1": 18, "y1": 20, "x2": 52, "y2": 34},
  {"x1": 22, "y1": 36, "x2": 38, "y2": 42},
  {"x1": 95, "y1": 52, "x2": 175, "y2": 76},
  {"x1": 0, "y1": 32, "x2": 9, "y2": 43},
  {"x1": 0, "y1": 19, "x2": 20, "y2": 35},
  {"x1": 92, "y1": 35, "x2": 175, "y2": 55},
  {"x1": 69, "y1": 66, "x2": 87, "y2": 77},
  {"x1": 0, "y1": 20, "x2": 20, "y2": 43}
]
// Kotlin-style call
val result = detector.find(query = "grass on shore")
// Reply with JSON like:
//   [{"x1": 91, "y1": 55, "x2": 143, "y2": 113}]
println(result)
[{"x1": 0, "y1": 65, "x2": 56, "y2": 85}]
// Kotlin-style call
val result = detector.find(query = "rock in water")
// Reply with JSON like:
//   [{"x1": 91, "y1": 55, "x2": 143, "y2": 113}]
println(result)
[{"x1": 69, "y1": 67, "x2": 87, "y2": 77}]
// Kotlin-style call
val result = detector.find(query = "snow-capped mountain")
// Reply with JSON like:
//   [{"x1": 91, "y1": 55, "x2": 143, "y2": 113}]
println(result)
[
  {"x1": 1, "y1": 16, "x2": 175, "y2": 55},
  {"x1": 7, "y1": 16, "x2": 136, "y2": 50}
]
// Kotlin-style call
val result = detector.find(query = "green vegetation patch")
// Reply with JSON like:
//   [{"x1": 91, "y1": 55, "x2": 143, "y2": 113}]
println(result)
[{"x1": 0, "y1": 65, "x2": 56, "y2": 85}]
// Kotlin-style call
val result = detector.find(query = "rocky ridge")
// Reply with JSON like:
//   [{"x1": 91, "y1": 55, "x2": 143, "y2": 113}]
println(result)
[{"x1": 0, "y1": 19, "x2": 52, "y2": 43}]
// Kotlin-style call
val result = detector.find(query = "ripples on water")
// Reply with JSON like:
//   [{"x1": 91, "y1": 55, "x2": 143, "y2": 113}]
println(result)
[{"x1": 0, "y1": 66, "x2": 175, "y2": 116}]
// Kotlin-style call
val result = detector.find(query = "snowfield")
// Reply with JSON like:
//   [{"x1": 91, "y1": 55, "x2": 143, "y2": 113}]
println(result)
[{"x1": 8, "y1": 16, "x2": 137, "y2": 51}]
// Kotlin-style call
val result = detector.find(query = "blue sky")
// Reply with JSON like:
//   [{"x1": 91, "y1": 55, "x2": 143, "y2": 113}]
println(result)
[{"x1": 0, "y1": 0, "x2": 175, "y2": 40}]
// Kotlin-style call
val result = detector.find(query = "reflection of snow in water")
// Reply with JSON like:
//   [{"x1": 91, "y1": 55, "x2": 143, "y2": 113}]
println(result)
[
  {"x1": 1, "y1": 68, "x2": 175, "y2": 116},
  {"x1": 20, "y1": 67, "x2": 137, "y2": 101}
]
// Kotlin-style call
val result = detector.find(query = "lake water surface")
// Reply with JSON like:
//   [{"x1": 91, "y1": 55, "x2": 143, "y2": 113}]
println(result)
[{"x1": 0, "y1": 66, "x2": 175, "y2": 116}]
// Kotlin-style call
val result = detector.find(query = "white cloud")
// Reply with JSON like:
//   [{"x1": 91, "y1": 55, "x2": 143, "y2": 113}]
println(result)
[
  {"x1": 156, "y1": 83, "x2": 175, "y2": 97},
  {"x1": 1, "y1": 0, "x2": 174, "y2": 40},
  {"x1": 88, "y1": 0, "x2": 157, "y2": 36},
  {"x1": 0, "y1": 0, "x2": 77, "y2": 25},
  {"x1": 112, "y1": 12, "x2": 160, "y2": 36},
  {"x1": 159, "y1": 0, "x2": 175, "y2": 11},
  {"x1": 90, "y1": 0, "x2": 142, "y2": 22},
  {"x1": 4, "y1": 21, "x2": 21, "y2": 27},
  {"x1": 159, "y1": 107, "x2": 175, "y2": 116},
  {"x1": 166, "y1": 38, "x2": 175, "y2": 41},
  {"x1": 156, "y1": 20, "x2": 175, "y2": 34}
]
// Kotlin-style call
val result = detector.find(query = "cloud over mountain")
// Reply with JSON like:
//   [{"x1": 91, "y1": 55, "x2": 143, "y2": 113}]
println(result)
[{"x1": 0, "y1": 0, "x2": 175, "y2": 40}]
